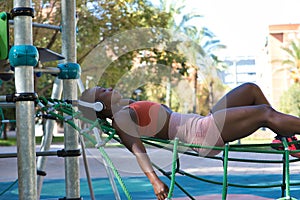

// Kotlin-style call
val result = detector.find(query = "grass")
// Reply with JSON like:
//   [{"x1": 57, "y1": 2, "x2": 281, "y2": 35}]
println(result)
[
  {"x1": 0, "y1": 136, "x2": 64, "y2": 146},
  {"x1": 1, "y1": 129, "x2": 274, "y2": 148},
  {"x1": 0, "y1": 138, "x2": 17, "y2": 146},
  {"x1": 232, "y1": 137, "x2": 273, "y2": 145},
  {"x1": 0, "y1": 135, "x2": 121, "y2": 148}
]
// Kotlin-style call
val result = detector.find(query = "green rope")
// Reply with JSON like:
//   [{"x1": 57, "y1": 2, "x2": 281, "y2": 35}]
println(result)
[
  {"x1": 62, "y1": 116, "x2": 132, "y2": 199},
  {"x1": 167, "y1": 137, "x2": 179, "y2": 199},
  {"x1": 98, "y1": 146, "x2": 133, "y2": 200},
  {"x1": 141, "y1": 136, "x2": 300, "y2": 199},
  {"x1": 141, "y1": 137, "x2": 300, "y2": 164},
  {"x1": 36, "y1": 97, "x2": 300, "y2": 200},
  {"x1": 141, "y1": 136, "x2": 300, "y2": 156},
  {"x1": 36, "y1": 98, "x2": 132, "y2": 200},
  {"x1": 180, "y1": 169, "x2": 299, "y2": 188},
  {"x1": 152, "y1": 162, "x2": 195, "y2": 200},
  {"x1": 222, "y1": 144, "x2": 229, "y2": 200}
]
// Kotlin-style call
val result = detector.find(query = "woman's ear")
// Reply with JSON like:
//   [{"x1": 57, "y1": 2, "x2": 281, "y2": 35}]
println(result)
[{"x1": 78, "y1": 100, "x2": 105, "y2": 112}]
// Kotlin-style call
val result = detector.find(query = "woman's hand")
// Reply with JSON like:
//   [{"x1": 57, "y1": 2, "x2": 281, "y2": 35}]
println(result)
[
  {"x1": 113, "y1": 112, "x2": 169, "y2": 199},
  {"x1": 153, "y1": 179, "x2": 169, "y2": 200}
]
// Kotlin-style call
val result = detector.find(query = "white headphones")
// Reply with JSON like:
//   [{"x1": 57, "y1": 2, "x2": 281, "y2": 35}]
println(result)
[{"x1": 77, "y1": 100, "x2": 105, "y2": 112}]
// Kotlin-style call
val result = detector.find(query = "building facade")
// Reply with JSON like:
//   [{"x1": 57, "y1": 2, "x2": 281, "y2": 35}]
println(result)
[
  {"x1": 221, "y1": 56, "x2": 257, "y2": 89},
  {"x1": 266, "y1": 24, "x2": 300, "y2": 107},
  {"x1": 220, "y1": 24, "x2": 300, "y2": 109}
]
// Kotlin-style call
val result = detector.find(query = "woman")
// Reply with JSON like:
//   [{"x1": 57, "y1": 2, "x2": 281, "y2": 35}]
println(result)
[{"x1": 79, "y1": 82, "x2": 300, "y2": 200}]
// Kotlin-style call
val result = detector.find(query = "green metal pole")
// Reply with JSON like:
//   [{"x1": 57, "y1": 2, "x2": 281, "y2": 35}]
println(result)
[
  {"x1": 282, "y1": 138, "x2": 291, "y2": 199},
  {"x1": 222, "y1": 143, "x2": 229, "y2": 200}
]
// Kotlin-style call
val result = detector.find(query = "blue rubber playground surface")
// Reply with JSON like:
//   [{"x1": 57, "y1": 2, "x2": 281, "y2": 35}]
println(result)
[
  {"x1": 1, "y1": 140, "x2": 300, "y2": 199},
  {"x1": 1, "y1": 174, "x2": 300, "y2": 199}
]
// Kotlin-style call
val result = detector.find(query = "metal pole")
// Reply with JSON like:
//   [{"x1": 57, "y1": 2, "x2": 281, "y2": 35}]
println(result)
[
  {"x1": 13, "y1": 0, "x2": 37, "y2": 199},
  {"x1": 37, "y1": 77, "x2": 62, "y2": 198},
  {"x1": 80, "y1": 137, "x2": 96, "y2": 200},
  {"x1": 63, "y1": 80, "x2": 80, "y2": 198},
  {"x1": 61, "y1": 0, "x2": 81, "y2": 198}
]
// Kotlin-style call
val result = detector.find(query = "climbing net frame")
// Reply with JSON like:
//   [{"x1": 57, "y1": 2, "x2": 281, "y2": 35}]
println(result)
[{"x1": 33, "y1": 97, "x2": 300, "y2": 200}]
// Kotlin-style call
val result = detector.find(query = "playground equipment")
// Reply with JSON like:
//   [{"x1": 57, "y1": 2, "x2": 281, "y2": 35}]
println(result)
[
  {"x1": 36, "y1": 100, "x2": 300, "y2": 200},
  {"x1": 2, "y1": 97, "x2": 300, "y2": 199},
  {"x1": 0, "y1": 1, "x2": 81, "y2": 199},
  {"x1": 0, "y1": 107, "x2": 16, "y2": 138},
  {"x1": 1, "y1": 1, "x2": 300, "y2": 200},
  {"x1": 0, "y1": 12, "x2": 9, "y2": 60}
]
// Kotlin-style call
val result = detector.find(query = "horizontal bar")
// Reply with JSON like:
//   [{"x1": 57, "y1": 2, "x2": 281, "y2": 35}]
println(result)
[
  {"x1": 1, "y1": 119, "x2": 16, "y2": 123},
  {"x1": 0, "y1": 150, "x2": 60, "y2": 158},
  {"x1": 35, "y1": 67, "x2": 61, "y2": 74},
  {"x1": 0, "y1": 102, "x2": 15, "y2": 108},
  {"x1": 9, "y1": 20, "x2": 61, "y2": 30},
  {"x1": 0, "y1": 67, "x2": 61, "y2": 77}
]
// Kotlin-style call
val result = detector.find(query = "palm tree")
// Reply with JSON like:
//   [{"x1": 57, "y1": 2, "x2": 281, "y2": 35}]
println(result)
[
  {"x1": 281, "y1": 40, "x2": 300, "y2": 83},
  {"x1": 274, "y1": 39, "x2": 300, "y2": 116},
  {"x1": 155, "y1": 0, "x2": 226, "y2": 111}
]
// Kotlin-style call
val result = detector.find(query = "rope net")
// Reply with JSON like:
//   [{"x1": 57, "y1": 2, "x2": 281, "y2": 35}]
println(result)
[
  {"x1": 1, "y1": 97, "x2": 300, "y2": 200},
  {"x1": 36, "y1": 97, "x2": 300, "y2": 200}
]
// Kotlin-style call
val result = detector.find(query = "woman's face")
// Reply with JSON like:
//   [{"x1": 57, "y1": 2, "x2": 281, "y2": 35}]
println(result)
[{"x1": 95, "y1": 87, "x2": 122, "y2": 106}]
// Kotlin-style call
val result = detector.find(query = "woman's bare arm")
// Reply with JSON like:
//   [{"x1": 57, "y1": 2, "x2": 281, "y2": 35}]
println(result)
[{"x1": 113, "y1": 110, "x2": 169, "y2": 200}]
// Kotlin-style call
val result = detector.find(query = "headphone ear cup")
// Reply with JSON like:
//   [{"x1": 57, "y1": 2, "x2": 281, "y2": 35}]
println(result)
[{"x1": 94, "y1": 102, "x2": 104, "y2": 112}]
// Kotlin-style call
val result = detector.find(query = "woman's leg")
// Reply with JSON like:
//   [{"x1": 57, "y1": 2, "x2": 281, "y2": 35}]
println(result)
[
  {"x1": 211, "y1": 83, "x2": 270, "y2": 113},
  {"x1": 213, "y1": 104, "x2": 300, "y2": 143}
]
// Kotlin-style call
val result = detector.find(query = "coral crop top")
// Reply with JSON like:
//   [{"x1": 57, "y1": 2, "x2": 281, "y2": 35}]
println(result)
[
  {"x1": 129, "y1": 101, "x2": 161, "y2": 126},
  {"x1": 128, "y1": 101, "x2": 162, "y2": 136}
]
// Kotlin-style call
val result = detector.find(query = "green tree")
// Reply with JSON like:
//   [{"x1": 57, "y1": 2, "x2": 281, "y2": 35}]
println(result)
[
  {"x1": 276, "y1": 39, "x2": 300, "y2": 116},
  {"x1": 279, "y1": 83, "x2": 300, "y2": 116},
  {"x1": 155, "y1": 0, "x2": 226, "y2": 112},
  {"x1": 0, "y1": 0, "x2": 172, "y2": 96},
  {"x1": 31, "y1": 0, "x2": 104, "y2": 96},
  {"x1": 81, "y1": 0, "x2": 195, "y2": 112},
  {"x1": 1, "y1": 0, "x2": 224, "y2": 114},
  {"x1": 150, "y1": 0, "x2": 203, "y2": 109},
  {"x1": 80, "y1": 0, "x2": 174, "y2": 87}
]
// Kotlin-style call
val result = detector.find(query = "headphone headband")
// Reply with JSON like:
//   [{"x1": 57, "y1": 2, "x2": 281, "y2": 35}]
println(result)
[{"x1": 77, "y1": 100, "x2": 104, "y2": 112}]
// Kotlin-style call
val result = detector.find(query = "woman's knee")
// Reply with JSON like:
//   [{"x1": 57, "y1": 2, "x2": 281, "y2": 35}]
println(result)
[
  {"x1": 241, "y1": 82, "x2": 267, "y2": 104},
  {"x1": 240, "y1": 82, "x2": 261, "y2": 93}
]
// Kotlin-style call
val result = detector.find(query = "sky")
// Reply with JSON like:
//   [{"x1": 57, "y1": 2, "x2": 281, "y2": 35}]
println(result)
[{"x1": 156, "y1": 0, "x2": 300, "y2": 56}]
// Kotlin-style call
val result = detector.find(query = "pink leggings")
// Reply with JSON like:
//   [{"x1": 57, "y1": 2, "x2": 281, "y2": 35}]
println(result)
[{"x1": 168, "y1": 112, "x2": 224, "y2": 156}]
